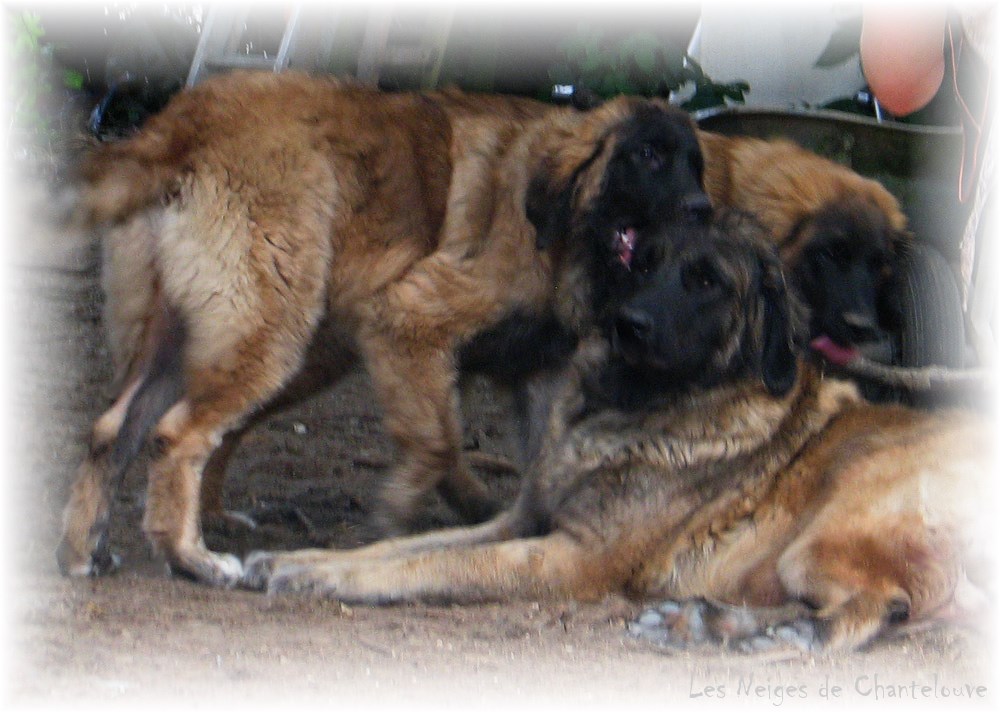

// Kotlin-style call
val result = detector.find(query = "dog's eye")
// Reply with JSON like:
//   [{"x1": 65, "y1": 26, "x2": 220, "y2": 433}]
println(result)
[
  {"x1": 682, "y1": 260, "x2": 719, "y2": 292},
  {"x1": 868, "y1": 253, "x2": 890, "y2": 275},
  {"x1": 820, "y1": 242, "x2": 851, "y2": 266},
  {"x1": 636, "y1": 143, "x2": 664, "y2": 171}
]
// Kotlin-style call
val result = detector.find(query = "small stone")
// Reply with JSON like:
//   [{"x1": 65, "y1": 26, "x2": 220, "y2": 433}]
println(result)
[
  {"x1": 636, "y1": 609, "x2": 664, "y2": 628},
  {"x1": 657, "y1": 600, "x2": 682, "y2": 616}
]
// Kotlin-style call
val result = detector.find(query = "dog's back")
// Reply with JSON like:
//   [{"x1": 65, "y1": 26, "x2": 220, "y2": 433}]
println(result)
[
  {"x1": 60, "y1": 72, "x2": 556, "y2": 581},
  {"x1": 77, "y1": 72, "x2": 549, "y2": 225},
  {"x1": 80, "y1": 72, "x2": 550, "y2": 384},
  {"x1": 698, "y1": 131, "x2": 907, "y2": 240}
]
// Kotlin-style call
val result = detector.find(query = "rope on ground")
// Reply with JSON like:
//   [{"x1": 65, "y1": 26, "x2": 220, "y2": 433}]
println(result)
[{"x1": 840, "y1": 355, "x2": 997, "y2": 393}]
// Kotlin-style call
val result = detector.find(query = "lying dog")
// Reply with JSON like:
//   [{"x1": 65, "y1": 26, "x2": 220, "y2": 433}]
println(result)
[
  {"x1": 243, "y1": 211, "x2": 991, "y2": 653},
  {"x1": 56, "y1": 71, "x2": 711, "y2": 585},
  {"x1": 699, "y1": 132, "x2": 908, "y2": 362}
]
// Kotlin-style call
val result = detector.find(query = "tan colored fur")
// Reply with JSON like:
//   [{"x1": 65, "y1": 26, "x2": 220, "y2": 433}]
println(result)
[
  {"x1": 244, "y1": 231, "x2": 992, "y2": 652},
  {"x1": 57, "y1": 71, "x2": 689, "y2": 586},
  {"x1": 698, "y1": 131, "x2": 907, "y2": 255}
]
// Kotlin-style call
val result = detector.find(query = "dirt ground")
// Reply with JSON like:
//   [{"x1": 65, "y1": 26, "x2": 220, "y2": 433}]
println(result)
[{"x1": 5, "y1": 176, "x2": 995, "y2": 711}]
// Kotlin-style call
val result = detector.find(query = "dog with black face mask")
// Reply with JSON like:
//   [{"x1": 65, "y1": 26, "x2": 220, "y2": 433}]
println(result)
[
  {"x1": 699, "y1": 132, "x2": 908, "y2": 365},
  {"x1": 244, "y1": 211, "x2": 991, "y2": 653}
]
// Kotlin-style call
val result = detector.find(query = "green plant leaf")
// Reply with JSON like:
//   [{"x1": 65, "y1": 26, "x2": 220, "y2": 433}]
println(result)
[
  {"x1": 63, "y1": 69, "x2": 85, "y2": 91},
  {"x1": 548, "y1": 25, "x2": 750, "y2": 103},
  {"x1": 721, "y1": 80, "x2": 750, "y2": 101}
]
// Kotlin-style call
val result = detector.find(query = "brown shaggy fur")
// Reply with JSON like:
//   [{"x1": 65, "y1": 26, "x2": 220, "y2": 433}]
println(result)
[
  {"x1": 698, "y1": 132, "x2": 907, "y2": 248},
  {"x1": 57, "y1": 71, "x2": 710, "y2": 586},
  {"x1": 243, "y1": 217, "x2": 992, "y2": 653}
]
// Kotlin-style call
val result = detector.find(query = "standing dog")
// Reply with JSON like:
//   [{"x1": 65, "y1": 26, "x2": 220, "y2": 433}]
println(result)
[
  {"x1": 699, "y1": 132, "x2": 908, "y2": 357},
  {"x1": 56, "y1": 71, "x2": 711, "y2": 585},
  {"x1": 243, "y1": 212, "x2": 991, "y2": 653}
]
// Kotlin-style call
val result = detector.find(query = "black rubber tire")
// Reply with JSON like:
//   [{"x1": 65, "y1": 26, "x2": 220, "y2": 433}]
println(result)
[{"x1": 896, "y1": 242, "x2": 965, "y2": 369}]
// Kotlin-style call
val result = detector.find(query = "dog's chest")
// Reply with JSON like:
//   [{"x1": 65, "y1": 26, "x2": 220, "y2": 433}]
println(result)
[{"x1": 458, "y1": 310, "x2": 579, "y2": 383}]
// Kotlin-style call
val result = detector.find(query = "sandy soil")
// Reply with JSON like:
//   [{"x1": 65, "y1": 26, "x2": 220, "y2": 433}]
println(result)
[{"x1": 5, "y1": 180, "x2": 995, "y2": 711}]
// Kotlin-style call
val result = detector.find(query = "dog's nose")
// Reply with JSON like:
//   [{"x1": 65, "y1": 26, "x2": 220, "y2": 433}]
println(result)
[
  {"x1": 615, "y1": 308, "x2": 653, "y2": 351},
  {"x1": 681, "y1": 193, "x2": 713, "y2": 224}
]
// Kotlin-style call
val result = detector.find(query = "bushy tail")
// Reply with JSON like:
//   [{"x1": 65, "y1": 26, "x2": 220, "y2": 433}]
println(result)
[
  {"x1": 72, "y1": 114, "x2": 191, "y2": 226},
  {"x1": 74, "y1": 152, "x2": 179, "y2": 226}
]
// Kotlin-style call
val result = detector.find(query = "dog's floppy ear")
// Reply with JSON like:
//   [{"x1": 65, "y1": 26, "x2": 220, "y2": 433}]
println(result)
[
  {"x1": 759, "y1": 251, "x2": 804, "y2": 396},
  {"x1": 876, "y1": 228, "x2": 911, "y2": 332},
  {"x1": 525, "y1": 123, "x2": 609, "y2": 250},
  {"x1": 525, "y1": 162, "x2": 575, "y2": 250}
]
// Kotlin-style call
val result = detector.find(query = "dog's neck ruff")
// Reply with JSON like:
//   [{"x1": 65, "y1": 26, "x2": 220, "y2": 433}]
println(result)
[{"x1": 558, "y1": 361, "x2": 861, "y2": 478}]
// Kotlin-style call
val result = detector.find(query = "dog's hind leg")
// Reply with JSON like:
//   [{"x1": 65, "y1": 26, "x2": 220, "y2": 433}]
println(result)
[
  {"x1": 139, "y1": 353, "x2": 332, "y2": 586},
  {"x1": 139, "y1": 308, "x2": 349, "y2": 586},
  {"x1": 201, "y1": 327, "x2": 360, "y2": 533},
  {"x1": 139, "y1": 397, "x2": 246, "y2": 586},
  {"x1": 773, "y1": 531, "x2": 942, "y2": 652},
  {"x1": 56, "y1": 380, "x2": 142, "y2": 576},
  {"x1": 199, "y1": 427, "x2": 257, "y2": 532}
]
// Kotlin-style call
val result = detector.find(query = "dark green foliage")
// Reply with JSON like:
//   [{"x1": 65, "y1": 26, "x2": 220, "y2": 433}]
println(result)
[{"x1": 548, "y1": 25, "x2": 748, "y2": 109}]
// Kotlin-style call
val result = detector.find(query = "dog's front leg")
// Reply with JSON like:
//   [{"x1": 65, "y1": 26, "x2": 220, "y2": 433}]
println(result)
[
  {"x1": 242, "y1": 509, "x2": 523, "y2": 588},
  {"x1": 244, "y1": 530, "x2": 600, "y2": 604}
]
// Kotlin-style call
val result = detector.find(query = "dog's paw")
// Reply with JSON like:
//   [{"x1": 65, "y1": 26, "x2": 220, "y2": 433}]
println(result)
[
  {"x1": 731, "y1": 618, "x2": 818, "y2": 655},
  {"x1": 628, "y1": 599, "x2": 819, "y2": 655},
  {"x1": 242, "y1": 551, "x2": 355, "y2": 598},
  {"x1": 55, "y1": 537, "x2": 121, "y2": 578},
  {"x1": 206, "y1": 552, "x2": 245, "y2": 588},
  {"x1": 241, "y1": 551, "x2": 324, "y2": 593},
  {"x1": 90, "y1": 548, "x2": 123, "y2": 577},
  {"x1": 164, "y1": 548, "x2": 244, "y2": 588},
  {"x1": 241, "y1": 550, "x2": 279, "y2": 591}
]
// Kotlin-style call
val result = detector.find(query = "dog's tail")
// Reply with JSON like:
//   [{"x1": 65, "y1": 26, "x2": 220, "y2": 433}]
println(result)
[
  {"x1": 73, "y1": 155, "x2": 178, "y2": 227},
  {"x1": 71, "y1": 117, "x2": 192, "y2": 227},
  {"x1": 78, "y1": 123, "x2": 191, "y2": 395}
]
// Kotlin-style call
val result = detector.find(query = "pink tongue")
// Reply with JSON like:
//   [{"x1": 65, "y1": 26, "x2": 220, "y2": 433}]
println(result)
[
  {"x1": 810, "y1": 335, "x2": 860, "y2": 367},
  {"x1": 616, "y1": 227, "x2": 637, "y2": 267}
]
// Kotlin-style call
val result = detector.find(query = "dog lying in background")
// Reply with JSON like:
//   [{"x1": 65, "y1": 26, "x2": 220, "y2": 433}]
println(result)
[
  {"x1": 56, "y1": 71, "x2": 712, "y2": 585},
  {"x1": 243, "y1": 211, "x2": 991, "y2": 653},
  {"x1": 699, "y1": 132, "x2": 909, "y2": 364}
]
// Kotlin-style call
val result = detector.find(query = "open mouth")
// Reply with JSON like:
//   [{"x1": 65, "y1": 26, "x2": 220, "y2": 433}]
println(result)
[
  {"x1": 809, "y1": 335, "x2": 860, "y2": 367},
  {"x1": 614, "y1": 226, "x2": 638, "y2": 269}
]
